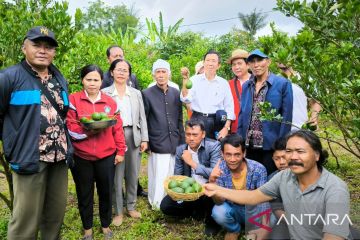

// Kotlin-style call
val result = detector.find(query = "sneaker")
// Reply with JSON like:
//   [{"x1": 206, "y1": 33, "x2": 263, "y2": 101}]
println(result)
[
  {"x1": 112, "y1": 214, "x2": 123, "y2": 226},
  {"x1": 127, "y1": 210, "x2": 142, "y2": 219}
]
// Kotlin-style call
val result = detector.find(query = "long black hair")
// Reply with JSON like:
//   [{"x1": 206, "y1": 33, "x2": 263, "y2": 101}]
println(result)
[{"x1": 80, "y1": 64, "x2": 103, "y2": 81}]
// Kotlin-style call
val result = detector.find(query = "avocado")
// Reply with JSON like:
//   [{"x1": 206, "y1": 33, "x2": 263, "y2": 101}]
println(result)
[
  {"x1": 171, "y1": 187, "x2": 185, "y2": 193},
  {"x1": 183, "y1": 177, "x2": 196, "y2": 186},
  {"x1": 192, "y1": 183, "x2": 202, "y2": 193},
  {"x1": 185, "y1": 186, "x2": 195, "y2": 193},
  {"x1": 91, "y1": 112, "x2": 102, "y2": 121},
  {"x1": 185, "y1": 80, "x2": 193, "y2": 89},
  {"x1": 180, "y1": 181, "x2": 190, "y2": 189},
  {"x1": 168, "y1": 180, "x2": 178, "y2": 189}
]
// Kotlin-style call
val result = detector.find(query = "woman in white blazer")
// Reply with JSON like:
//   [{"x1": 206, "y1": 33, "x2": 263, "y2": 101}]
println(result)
[{"x1": 102, "y1": 59, "x2": 149, "y2": 226}]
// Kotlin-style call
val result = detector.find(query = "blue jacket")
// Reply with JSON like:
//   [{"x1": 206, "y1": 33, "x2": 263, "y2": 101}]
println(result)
[
  {"x1": 0, "y1": 61, "x2": 69, "y2": 174},
  {"x1": 237, "y1": 73, "x2": 293, "y2": 150},
  {"x1": 174, "y1": 138, "x2": 221, "y2": 179}
]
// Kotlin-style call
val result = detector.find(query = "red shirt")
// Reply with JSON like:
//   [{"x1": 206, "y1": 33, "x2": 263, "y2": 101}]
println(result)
[
  {"x1": 66, "y1": 90, "x2": 126, "y2": 160},
  {"x1": 228, "y1": 78, "x2": 242, "y2": 133}
]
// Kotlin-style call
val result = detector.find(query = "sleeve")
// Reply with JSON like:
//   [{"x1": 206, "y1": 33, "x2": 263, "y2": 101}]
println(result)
[
  {"x1": 174, "y1": 146, "x2": 184, "y2": 175},
  {"x1": 112, "y1": 110, "x2": 126, "y2": 156},
  {"x1": 177, "y1": 95, "x2": 185, "y2": 144},
  {"x1": 223, "y1": 82, "x2": 236, "y2": 120},
  {"x1": 322, "y1": 183, "x2": 351, "y2": 238},
  {"x1": 0, "y1": 73, "x2": 10, "y2": 140},
  {"x1": 66, "y1": 94, "x2": 88, "y2": 140},
  {"x1": 137, "y1": 91, "x2": 149, "y2": 142},
  {"x1": 194, "y1": 141, "x2": 221, "y2": 179},
  {"x1": 279, "y1": 80, "x2": 293, "y2": 137},
  {"x1": 258, "y1": 170, "x2": 282, "y2": 200}
]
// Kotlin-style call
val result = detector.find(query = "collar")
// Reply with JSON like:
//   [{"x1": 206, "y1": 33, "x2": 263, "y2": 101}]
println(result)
[
  {"x1": 250, "y1": 72, "x2": 274, "y2": 86},
  {"x1": 290, "y1": 168, "x2": 328, "y2": 190},
  {"x1": 81, "y1": 90, "x2": 102, "y2": 103},
  {"x1": 186, "y1": 138, "x2": 206, "y2": 153},
  {"x1": 111, "y1": 85, "x2": 130, "y2": 97}
]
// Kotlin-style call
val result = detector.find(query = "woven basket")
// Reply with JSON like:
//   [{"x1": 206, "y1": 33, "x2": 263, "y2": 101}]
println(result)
[{"x1": 164, "y1": 175, "x2": 204, "y2": 201}]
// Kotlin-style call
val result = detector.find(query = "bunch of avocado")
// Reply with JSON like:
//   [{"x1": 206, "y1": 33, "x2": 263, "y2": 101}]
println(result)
[
  {"x1": 80, "y1": 112, "x2": 111, "y2": 123},
  {"x1": 168, "y1": 177, "x2": 202, "y2": 194}
]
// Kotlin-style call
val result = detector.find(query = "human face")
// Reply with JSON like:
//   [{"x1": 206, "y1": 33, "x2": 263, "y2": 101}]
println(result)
[
  {"x1": 204, "y1": 53, "x2": 220, "y2": 75},
  {"x1": 22, "y1": 39, "x2": 56, "y2": 70},
  {"x1": 108, "y1": 47, "x2": 124, "y2": 64},
  {"x1": 272, "y1": 150, "x2": 288, "y2": 171},
  {"x1": 222, "y1": 144, "x2": 244, "y2": 172},
  {"x1": 82, "y1": 71, "x2": 102, "y2": 96},
  {"x1": 248, "y1": 57, "x2": 271, "y2": 78},
  {"x1": 154, "y1": 68, "x2": 169, "y2": 88},
  {"x1": 285, "y1": 136, "x2": 319, "y2": 176},
  {"x1": 112, "y1": 61, "x2": 130, "y2": 85},
  {"x1": 185, "y1": 125, "x2": 205, "y2": 151},
  {"x1": 231, "y1": 58, "x2": 249, "y2": 79}
]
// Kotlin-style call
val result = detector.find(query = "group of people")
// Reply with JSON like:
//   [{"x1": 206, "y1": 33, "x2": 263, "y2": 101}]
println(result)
[{"x1": 0, "y1": 26, "x2": 354, "y2": 240}]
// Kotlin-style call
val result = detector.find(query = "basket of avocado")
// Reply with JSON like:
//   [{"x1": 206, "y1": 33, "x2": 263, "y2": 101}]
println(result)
[
  {"x1": 164, "y1": 175, "x2": 204, "y2": 201},
  {"x1": 80, "y1": 112, "x2": 117, "y2": 130}
]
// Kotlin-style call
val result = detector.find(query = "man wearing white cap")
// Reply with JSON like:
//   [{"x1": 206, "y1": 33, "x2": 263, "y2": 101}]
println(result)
[{"x1": 142, "y1": 59, "x2": 185, "y2": 208}]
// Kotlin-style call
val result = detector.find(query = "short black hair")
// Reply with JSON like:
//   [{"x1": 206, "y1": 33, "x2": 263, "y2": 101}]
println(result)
[
  {"x1": 80, "y1": 64, "x2": 103, "y2": 81},
  {"x1": 106, "y1": 45, "x2": 123, "y2": 58},
  {"x1": 286, "y1": 130, "x2": 329, "y2": 170},
  {"x1": 220, "y1": 134, "x2": 245, "y2": 152},
  {"x1": 185, "y1": 118, "x2": 205, "y2": 131},
  {"x1": 272, "y1": 137, "x2": 287, "y2": 151},
  {"x1": 203, "y1": 49, "x2": 221, "y2": 63},
  {"x1": 109, "y1": 58, "x2": 132, "y2": 77}
]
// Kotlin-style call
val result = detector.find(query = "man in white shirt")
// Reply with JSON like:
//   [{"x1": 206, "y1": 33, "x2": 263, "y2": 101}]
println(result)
[{"x1": 181, "y1": 50, "x2": 235, "y2": 140}]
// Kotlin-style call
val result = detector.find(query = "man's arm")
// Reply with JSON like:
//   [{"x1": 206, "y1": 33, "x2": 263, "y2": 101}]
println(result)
[
  {"x1": 204, "y1": 183, "x2": 273, "y2": 205},
  {"x1": 323, "y1": 233, "x2": 344, "y2": 240},
  {"x1": 174, "y1": 146, "x2": 185, "y2": 175},
  {"x1": 0, "y1": 73, "x2": 11, "y2": 139},
  {"x1": 279, "y1": 80, "x2": 293, "y2": 137}
]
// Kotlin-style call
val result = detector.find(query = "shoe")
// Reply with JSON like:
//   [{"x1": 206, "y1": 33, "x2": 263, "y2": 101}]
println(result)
[
  {"x1": 103, "y1": 230, "x2": 113, "y2": 240},
  {"x1": 204, "y1": 218, "x2": 221, "y2": 237},
  {"x1": 127, "y1": 210, "x2": 142, "y2": 219},
  {"x1": 81, "y1": 234, "x2": 93, "y2": 240},
  {"x1": 112, "y1": 214, "x2": 123, "y2": 226},
  {"x1": 224, "y1": 232, "x2": 240, "y2": 240},
  {"x1": 137, "y1": 189, "x2": 148, "y2": 197}
]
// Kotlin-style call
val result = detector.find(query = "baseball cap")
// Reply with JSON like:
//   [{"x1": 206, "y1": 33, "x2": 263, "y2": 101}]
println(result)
[
  {"x1": 25, "y1": 26, "x2": 58, "y2": 47},
  {"x1": 247, "y1": 49, "x2": 269, "y2": 62}
]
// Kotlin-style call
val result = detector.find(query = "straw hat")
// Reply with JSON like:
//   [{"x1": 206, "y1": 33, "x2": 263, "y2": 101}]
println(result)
[{"x1": 226, "y1": 49, "x2": 249, "y2": 64}]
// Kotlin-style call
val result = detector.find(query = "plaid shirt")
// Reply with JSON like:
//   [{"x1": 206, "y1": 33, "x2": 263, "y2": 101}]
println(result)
[{"x1": 217, "y1": 158, "x2": 270, "y2": 214}]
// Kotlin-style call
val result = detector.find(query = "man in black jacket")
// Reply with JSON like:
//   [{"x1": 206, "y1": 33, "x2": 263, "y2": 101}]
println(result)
[
  {"x1": 0, "y1": 26, "x2": 70, "y2": 240},
  {"x1": 160, "y1": 118, "x2": 222, "y2": 236}
]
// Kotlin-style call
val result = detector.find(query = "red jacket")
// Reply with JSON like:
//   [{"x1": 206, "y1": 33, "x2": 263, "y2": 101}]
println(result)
[
  {"x1": 228, "y1": 78, "x2": 242, "y2": 133},
  {"x1": 66, "y1": 90, "x2": 126, "y2": 160}
]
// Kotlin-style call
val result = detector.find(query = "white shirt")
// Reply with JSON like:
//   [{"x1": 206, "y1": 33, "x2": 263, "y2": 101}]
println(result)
[
  {"x1": 147, "y1": 81, "x2": 180, "y2": 90},
  {"x1": 292, "y1": 83, "x2": 308, "y2": 130},
  {"x1": 112, "y1": 86, "x2": 133, "y2": 127},
  {"x1": 188, "y1": 146, "x2": 207, "y2": 185},
  {"x1": 180, "y1": 73, "x2": 235, "y2": 120}
]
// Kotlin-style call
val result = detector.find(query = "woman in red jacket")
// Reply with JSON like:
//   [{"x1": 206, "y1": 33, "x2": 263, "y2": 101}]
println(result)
[{"x1": 67, "y1": 64, "x2": 126, "y2": 240}]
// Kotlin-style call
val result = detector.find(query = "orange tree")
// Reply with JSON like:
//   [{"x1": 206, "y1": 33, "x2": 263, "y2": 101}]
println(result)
[{"x1": 258, "y1": 0, "x2": 360, "y2": 160}]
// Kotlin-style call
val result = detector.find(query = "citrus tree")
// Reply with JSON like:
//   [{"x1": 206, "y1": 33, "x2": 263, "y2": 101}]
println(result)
[{"x1": 258, "y1": 0, "x2": 360, "y2": 160}]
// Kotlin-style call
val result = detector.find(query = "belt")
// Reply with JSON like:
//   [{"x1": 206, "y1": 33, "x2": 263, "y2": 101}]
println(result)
[
  {"x1": 192, "y1": 111, "x2": 216, "y2": 117},
  {"x1": 123, "y1": 125, "x2": 132, "y2": 128}
]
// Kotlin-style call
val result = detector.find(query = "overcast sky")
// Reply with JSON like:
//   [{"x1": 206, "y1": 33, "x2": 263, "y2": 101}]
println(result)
[{"x1": 67, "y1": 0, "x2": 303, "y2": 37}]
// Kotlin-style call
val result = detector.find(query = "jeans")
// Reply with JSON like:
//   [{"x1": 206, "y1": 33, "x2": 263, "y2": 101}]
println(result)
[{"x1": 211, "y1": 201, "x2": 246, "y2": 233}]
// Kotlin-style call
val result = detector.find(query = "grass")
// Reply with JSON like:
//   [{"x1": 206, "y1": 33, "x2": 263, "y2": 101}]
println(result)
[{"x1": 0, "y1": 136, "x2": 359, "y2": 239}]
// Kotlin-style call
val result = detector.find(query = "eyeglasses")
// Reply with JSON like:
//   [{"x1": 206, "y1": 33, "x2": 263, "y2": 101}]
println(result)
[{"x1": 113, "y1": 68, "x2": 129, "y2": 74}]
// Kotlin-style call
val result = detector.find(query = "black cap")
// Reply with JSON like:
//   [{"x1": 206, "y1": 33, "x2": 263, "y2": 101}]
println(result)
[{"x1": 25, "y1": 26, "x2": 58, "y2": 47}]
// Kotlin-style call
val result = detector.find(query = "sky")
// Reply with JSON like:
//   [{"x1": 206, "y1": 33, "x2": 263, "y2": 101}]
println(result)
[{"x1": 67, "y1": 0, "x2": 304, "y2": 37}]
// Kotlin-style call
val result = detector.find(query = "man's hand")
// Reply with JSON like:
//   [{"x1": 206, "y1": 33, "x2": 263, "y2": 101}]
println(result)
[
  {"x1": 203, "y1": 183, "x2": 219, "y2": 197},
  {"x1": 180, "y1": 67, "x2": 190, "y2": 79},
  {"x1": 248, "y1": 228, "x2": 270, "y2": 240},
  {"x1": 209, "y1": 161, "x2": 222, "y2": 183},
  {"x1": 140, "y1": 141, "x2": 148, "y2": 153},
  {"x1": 182, "y1": 150, "x2": 197, "y2": 169},
  {"x1": 114, "y1": 155, "x2": 124, "y2": 165}
]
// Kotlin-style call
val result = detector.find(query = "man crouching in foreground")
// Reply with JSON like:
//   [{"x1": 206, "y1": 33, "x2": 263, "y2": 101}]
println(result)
[{"x1": 204, "y1": 130, "x2": 352, "y2": 239}]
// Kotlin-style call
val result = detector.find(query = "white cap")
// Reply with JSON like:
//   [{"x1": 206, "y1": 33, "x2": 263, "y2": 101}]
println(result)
[
  {"x1": 195, "y1": 60, "x2": 204, "y2": 74},
  {"x1": 152, "y1": 59, "x2": 171, "y2": 74}
]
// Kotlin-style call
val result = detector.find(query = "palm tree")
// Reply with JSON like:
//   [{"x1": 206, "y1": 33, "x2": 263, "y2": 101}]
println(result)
[{"x1": 238, "y1": 8, "x2": 267, "y2": 37}]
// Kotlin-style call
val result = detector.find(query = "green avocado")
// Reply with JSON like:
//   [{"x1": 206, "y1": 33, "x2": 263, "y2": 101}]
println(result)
[
  {"x1": 183, "y1": 177, "x2": 196, "y2": 186},
  {"x1": 168, "y1": 180, "x2": 178, "y2": 189},
  {"x1": 192, "y1": 183, "x2": 202, "y2": 193},
  {"x1": 80, "y1": 117, "x2": 90, "y2": 123},
  {"x1": 185, "y1": 80, "x2": 193, "y2": 89},
  {"x1": 185, "y1": 186, "x2": 195, "y2": 194},
  {"x1": 180, "y1": 181, "x2": 190, "y2": 189},
  {"x1": 171, "y1": 187, "x2": 185, "y2": 193},
  {"x1": 91, "y1": 112, "x2": 102, "y2": 121}
]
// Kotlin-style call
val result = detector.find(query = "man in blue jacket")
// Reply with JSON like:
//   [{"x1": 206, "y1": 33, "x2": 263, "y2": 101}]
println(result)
[
  {"x1": 0, "y1": 26, "x2": 70, "y2": 240},
  {"x1": 237, "y1": 49, "x2": 293, "y2": 175},
  {"x1": 160, "y1": 118, "x2": 221, "y2": 236}
]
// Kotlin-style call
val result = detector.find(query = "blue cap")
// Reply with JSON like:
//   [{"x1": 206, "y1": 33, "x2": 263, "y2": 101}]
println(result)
[{"x1": 247, "y1": 49, "x2": 268, "y2": 61}]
